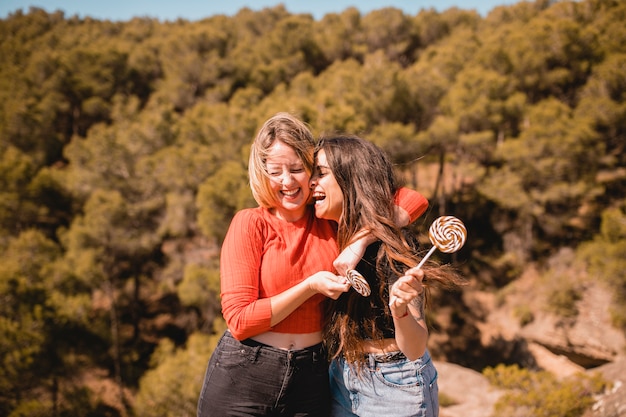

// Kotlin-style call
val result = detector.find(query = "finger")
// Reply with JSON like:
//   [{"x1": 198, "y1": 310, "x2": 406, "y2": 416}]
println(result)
[
  {"x1": 395, "y1": 281, "x2": 423, "y2": 301},
  {"x1": 389, "y1": 295, "x2": 398, "y2": 308},
  {"x1": 328, "y1": 273, "x2": 345, "y2": 284},
  {"x1": 337, "y1": 275, "x2": 348, "y2": 285},
  {"x1": 396, "y1": 277, "x2": 418, "y2": 293},
  {"x1": 404, "y1": 267, "x2": 425, "y2": 280}
]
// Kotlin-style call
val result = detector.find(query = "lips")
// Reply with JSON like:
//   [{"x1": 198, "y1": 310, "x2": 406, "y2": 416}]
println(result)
[
  {"x1": 281, "y1": 188, "x2": 300, "y2": 197},
  {"x1": 312, "y1": 191, "x2": 326, "y2": 204}
]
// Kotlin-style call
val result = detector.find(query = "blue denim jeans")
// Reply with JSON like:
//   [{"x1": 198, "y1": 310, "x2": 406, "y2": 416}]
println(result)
[
  {"x1": 197, "y1": 331, "x2": 330, "y2": 416},
  {"x1": 329, "y1": 350, "x2": 439, "y2": 417}
]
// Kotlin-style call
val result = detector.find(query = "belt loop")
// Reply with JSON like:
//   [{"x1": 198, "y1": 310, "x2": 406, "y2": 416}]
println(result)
[
  {"x1": 242, "y1": 344, "x2": 260, "y2": 362},
  {"x1": 368, "y1": 354, "x2": 376, "y2": 368}
]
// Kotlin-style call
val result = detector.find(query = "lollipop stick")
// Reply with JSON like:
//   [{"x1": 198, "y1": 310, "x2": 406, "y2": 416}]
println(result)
[
  {"x1": 389, "y1": 216, "x2": 467, "y2": 309},
  {"x1": 415, "y1": 245, "x2": 437, "y2": 270}
]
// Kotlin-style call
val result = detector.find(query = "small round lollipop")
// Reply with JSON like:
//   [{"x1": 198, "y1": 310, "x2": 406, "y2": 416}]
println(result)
[
  {"x1": 346, "y1": 269, "x2": 371, "y2": 297},
  {"x1": 390, "y1": 216, "x2": 467, "y2": 307},
  {"x1": 415, "y1": 216, "x2": 467, "y2": 269}
]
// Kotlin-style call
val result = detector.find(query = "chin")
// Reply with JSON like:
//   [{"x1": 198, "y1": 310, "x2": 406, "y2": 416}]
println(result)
[
  {"x1": 313, "y1": 206, "x2": 326, "y2": 219},
  {"x1": 281, "y1": 198, "x2": 305, "y2": 209}
]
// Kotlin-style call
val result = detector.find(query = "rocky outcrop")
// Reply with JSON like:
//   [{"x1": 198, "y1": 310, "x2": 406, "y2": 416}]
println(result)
[
  {"x1": 519, "y1": 281, "x2": 625, "y2": 369},
  {"x1": 583, "y1": 359, "x2": 626, "y2": 417},
  {"x1": 459, "y1": 265, "x2": 626, "y2": 377},
  {"x1": 431, "y1": 259, "x2": 626, "y2": 417},
  {"x1": 436, "y1": 357, "x2": 626, "y2": 417},
  {"x1": 436, "y1": 361, "x2": 503, "y2": 417}
]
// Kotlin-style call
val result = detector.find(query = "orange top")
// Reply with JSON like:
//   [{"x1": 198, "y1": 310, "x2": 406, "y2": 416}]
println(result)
[{"x1": 220, "y1": 187, "x2": 428, "y2": 340}]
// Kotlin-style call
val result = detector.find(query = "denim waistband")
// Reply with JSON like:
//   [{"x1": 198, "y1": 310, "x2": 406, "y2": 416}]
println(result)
[
  {"x1": 363, "y1": 349, "x2": 431, "y2": 366},
  {"x1": 369, "y1": 350, "x2": 406, "y2": 363},
  {"x1": 223, "y1": 331, "x2": 326, "y2": 362}
]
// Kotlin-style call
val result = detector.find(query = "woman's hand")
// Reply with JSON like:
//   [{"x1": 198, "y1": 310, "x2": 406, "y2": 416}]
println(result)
[
  {"x1": 389, "y1": 267, "x2": 424, "y2": 315},
  {"x1": 307, "y1": 271, "x2": 350, "y2": 299},
  {"x1": 333, "y1": 231, "x2": 375, "y2": 275}
]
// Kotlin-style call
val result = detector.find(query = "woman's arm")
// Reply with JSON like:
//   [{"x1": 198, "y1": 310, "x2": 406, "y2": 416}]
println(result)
[
  {"x1": 334, "y1": 188, "x2": 428, "y2": 276},
  {"x1": 220, "y1": 210, "x2": 349, "y2": 340},
  {"x1": 269, "y1": 272, "x2": 349, "y2": 326},
  {"x1": 394, "y1": 187, "x2": 428, "y2": 226},
  {"x1": 219, "y1": 211, "x2": 273, "y2": 340},
  {"x1": 389, "y1": 267, "x2": 429, "y2": 360}
]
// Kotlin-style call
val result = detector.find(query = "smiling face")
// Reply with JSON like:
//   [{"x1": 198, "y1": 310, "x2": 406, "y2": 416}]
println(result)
[
  {"x1": 310, "y1": 149, "x2": 344, "y2": 222},
  {"x1": 265, "y1": 140, "x2": 311, "y2": 222}
]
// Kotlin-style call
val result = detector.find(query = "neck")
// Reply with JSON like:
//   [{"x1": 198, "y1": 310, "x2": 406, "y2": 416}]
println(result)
[{"x1": 273, "y1": 206, "x2": 308, "y2": 222}]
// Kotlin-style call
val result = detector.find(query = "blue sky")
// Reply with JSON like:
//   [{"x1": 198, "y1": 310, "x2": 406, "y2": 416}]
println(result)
[{"x1": 1, "y1": 0, "x2": 522, "y2": 21}]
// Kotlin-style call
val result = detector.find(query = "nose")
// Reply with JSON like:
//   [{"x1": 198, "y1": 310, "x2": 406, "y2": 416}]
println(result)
[
  {"x1": 280, "y1": 171, "x2": 294, "y2": 185},
  {"x1": 309, "y1": 174, "x2": 318, "y2": 188}
]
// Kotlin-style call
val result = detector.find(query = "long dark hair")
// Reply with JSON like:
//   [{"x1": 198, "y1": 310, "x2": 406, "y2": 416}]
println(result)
[
  {"x1": 318, "y1": 135, "x2": 418, "y2": 272},
  {"x1": 318, "y1": 135, "x2": 463, "y2": 364}
]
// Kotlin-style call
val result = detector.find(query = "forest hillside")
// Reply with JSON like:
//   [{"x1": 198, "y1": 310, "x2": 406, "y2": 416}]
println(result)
[{"x1": 1, "y1": 0, "x2": 625, "y2": 416}]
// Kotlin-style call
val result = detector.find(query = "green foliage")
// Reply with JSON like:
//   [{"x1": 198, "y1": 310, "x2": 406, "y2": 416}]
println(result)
[
  {"x1": 0, "y1": 230, "x2": 70, "y2": 413},
  {"x1": 478, "y1": 97, "x2": 605, "y2": 263},
  {"x1": 513, "y1": 305, "x2": 534, "y2": 326},
  {"x1": 438, "y1": 392, "x2": 459, "y2": 408},
  {"x1": 134, "y1": 324, "x2": 226, "y2": 417},
  {"x1": 0, "y1": 146, "x2": 37, "y2": 234},
  {"x1": 444, "y1": 65, "x2": 520, "y2": 133},
  {"x1": 197, "y1": 160, "x2": 254, "y2": 240},
  {"x1": 7, "y1": 399, "x2": 51, "y2": 417},
  {"x1": 1, "y1": 0, "x2": 626, "y2": 414},
  {"x1": 545, "y1": 285, "x2": 582, "y2": 318},
  {"x1": 578, "y1": 203, "x2": 626, "y2": 328},
  {"x1": 537, "y1": 248, "x2": 587, "y2": 320},
  {"x1": 177, "y1": 263, "x2": 221, "y2": 320},
  {"x1": 368, "y1": 122, "x2": 421, "y2": 166},
  {"x1": 483, "y1": 364, "x2": 607, "y2": 417}
]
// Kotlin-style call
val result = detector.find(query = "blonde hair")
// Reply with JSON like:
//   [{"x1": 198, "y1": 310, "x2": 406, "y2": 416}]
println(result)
[{"x1": 248, "y1": 113, "x2": 315, "y2": 208}]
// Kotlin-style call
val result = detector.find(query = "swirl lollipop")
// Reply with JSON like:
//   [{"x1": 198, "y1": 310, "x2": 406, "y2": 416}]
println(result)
[
  {"x1": 390, "y1": 216, "x2": 467, "y2": 307},
  {"x1": 346, "y1": 269, "x2": 371, "y2": 296},
  {"x1": 416, "y1": 216, "x2": 467, "y2": 269}
]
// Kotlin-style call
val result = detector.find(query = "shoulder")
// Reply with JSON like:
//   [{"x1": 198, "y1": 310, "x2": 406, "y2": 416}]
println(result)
[
  {"x1": 228, "y1": 207, "x2": 271, "y2": 234},
  {"x1": 232, "y1": 207, "x2": 264, "y2": 221}
]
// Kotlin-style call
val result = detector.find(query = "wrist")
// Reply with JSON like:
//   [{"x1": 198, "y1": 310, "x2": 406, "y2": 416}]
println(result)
[
  {"x1": 392, "y1": 309, "x2": 409, "y2": 319},
  {"x1": 305, "y1": 276, "x2": 316, "y2": 294},
  {"x1": 352, "y1": 229, "x2": 375, "y2": 246}
]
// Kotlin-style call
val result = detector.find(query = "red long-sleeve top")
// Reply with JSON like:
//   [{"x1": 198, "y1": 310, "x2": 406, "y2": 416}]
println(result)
[{"x1": 220, "y1": 188, "x2": 428, "y2": 340}]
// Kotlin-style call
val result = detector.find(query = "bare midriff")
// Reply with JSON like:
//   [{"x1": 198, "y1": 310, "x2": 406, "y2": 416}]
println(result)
[
  {"x1": 359, "y1": 338, "x2": 400, "y2": 354},
  {"x1": 250, "y1": 335, "x2": 407, "y2": 356},
  {"x1": 250, "y1": 331, "x2": 323, "y2": 350}
]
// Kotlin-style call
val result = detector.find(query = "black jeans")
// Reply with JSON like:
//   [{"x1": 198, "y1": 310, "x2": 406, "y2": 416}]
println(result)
[{"x1": 197, "y1": 331, "x2": 330, "y2": 417}]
